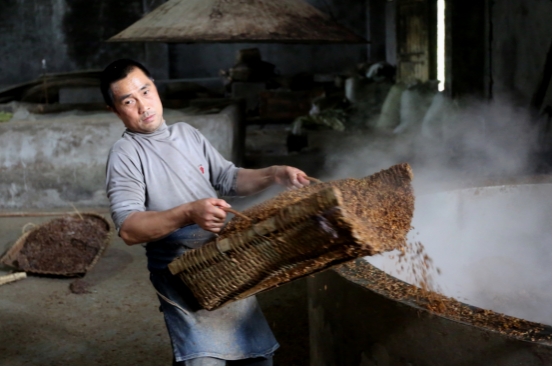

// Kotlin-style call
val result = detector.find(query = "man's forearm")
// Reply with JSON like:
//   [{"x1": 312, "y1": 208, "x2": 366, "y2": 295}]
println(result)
[
  {"x1": 119, "y1": 205, "x2": 192, "y2": 246},
  {"x1": 235, "y1": 166, "x2": 310, "y2": 195},
  {"x1": 235, "y1": 167, "x2": 278, "y2": 196}
]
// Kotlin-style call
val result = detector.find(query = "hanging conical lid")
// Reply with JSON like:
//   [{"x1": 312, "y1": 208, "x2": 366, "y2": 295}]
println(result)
[{"x1": 108, "y1": 0, "x2": 367, "y2": 43}]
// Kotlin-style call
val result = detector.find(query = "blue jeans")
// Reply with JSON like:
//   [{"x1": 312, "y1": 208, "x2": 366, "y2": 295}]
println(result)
[
  {"x1": 148, "y1": 225, "x2": 279, "y2": 364},
  {"x1": 177, "y1": 356, "x2": 273, "y2": 366}
]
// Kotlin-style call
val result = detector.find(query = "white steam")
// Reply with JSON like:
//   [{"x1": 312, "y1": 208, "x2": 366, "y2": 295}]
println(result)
[
  {"x1": 368, "y1": 184, "x2": 551, "y2": 325},
  {"x1": 233, "y1": 94, "x2": 551, "y2": 325},
  {"x1": 319, "y1": 96, "x2": 550, "y2": 325}
]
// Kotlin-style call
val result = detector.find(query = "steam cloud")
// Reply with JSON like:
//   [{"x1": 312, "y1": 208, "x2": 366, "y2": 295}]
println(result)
[
  {"x1": 232, "y1": 95, "x2": 551, "y2": 325},
  {"x1": 317, "y1": 96, "x2": 551, "y2": 326}
]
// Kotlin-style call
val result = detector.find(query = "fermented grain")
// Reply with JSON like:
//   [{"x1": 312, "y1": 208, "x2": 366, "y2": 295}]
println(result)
[
  {"x1": 339, "y1": 260, "x2": 551, "y2": 342},
  {"x1": 222, "y1": 163, "x2": 414, "y2": 255},
  {"x1": 15, "y1": 215, "x2": 108, "y2": 275}
]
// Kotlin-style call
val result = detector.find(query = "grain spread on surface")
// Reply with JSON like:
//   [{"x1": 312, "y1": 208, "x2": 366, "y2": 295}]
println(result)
[
  {"x1": 338, "y1": 259, "x2": 551, "y2": 343},
  {"x1": 15, "y1": 215, "x2": 109, "y2": 275}
]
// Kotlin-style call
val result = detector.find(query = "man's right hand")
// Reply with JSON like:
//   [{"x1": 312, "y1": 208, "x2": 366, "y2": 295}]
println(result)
[{"x1": 186, "y1": 198, "x2": 231, "y2": 233}]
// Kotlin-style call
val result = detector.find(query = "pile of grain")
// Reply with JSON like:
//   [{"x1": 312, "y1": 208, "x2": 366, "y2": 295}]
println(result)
[
  {"x1": 15, "y1": 215, "x2": 109, "y2": 275},
  {"x1": 354, "y1": 239, "x2": 550, "y2": 342},
  {"x1": 222, "y1": 163, "x2": 415, "y2": 256},
  {"x1": 339, "y1": 260, "x2": 551, "y2": 342}
]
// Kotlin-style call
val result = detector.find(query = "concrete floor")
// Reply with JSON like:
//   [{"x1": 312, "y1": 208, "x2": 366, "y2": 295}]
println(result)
[{"x1": 0, "y1": 211, "x2": 309, "y2": 366}]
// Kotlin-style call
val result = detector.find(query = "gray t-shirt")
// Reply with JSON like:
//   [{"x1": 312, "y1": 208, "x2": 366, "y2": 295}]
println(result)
[{"x1": 106, "y1": 121, "x2": 239, "y2": 232}]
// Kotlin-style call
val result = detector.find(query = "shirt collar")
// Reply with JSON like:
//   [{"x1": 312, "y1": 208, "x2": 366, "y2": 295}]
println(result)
[{"x1": 124, "y1": 121, "x2": 170, "y2": 141}]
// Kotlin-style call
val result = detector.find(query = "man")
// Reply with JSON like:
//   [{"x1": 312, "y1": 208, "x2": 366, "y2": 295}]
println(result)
[{"x1": 101, "y1": 59, "x2": 310, "y2": 366}]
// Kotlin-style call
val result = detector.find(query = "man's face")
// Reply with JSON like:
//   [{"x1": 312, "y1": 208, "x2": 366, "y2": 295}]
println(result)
[{"x1": 109, "y1": 67, "x2": 164, "y2": 133}]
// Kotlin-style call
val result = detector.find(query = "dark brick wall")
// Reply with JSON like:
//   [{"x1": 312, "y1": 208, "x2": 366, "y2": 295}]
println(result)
[{"x1": 0, "y1": 0, "x2": 168, "y2": 87}]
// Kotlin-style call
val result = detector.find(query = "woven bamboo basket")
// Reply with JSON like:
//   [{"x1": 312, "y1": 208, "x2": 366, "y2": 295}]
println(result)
[
  {"x1": 169, "y1": 163, "x2": 414, "y2": 310},
  {"x1": 0, "y1": 213, "x2": 113, "y2": 277}
]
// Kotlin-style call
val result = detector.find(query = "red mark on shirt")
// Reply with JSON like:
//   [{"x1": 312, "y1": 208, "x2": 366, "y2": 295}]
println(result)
[{"x1": 199, "y1": 165, "x2": 205, "y2": 174}]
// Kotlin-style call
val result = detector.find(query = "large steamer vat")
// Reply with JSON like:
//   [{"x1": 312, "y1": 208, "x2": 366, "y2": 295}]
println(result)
[{"x1": 308, "y1": 182, "x2": 551, "y2": 365}]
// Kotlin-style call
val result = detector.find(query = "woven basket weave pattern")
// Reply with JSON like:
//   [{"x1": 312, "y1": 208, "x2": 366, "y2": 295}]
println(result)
[{"x1": 169, "y1": 163, "x2": 414, "y2": 310}]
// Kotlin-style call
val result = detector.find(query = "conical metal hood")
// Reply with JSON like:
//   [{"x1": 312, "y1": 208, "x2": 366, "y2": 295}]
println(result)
[{"x1": 108, "y1": 0, "x2": 367, "y2": 44}]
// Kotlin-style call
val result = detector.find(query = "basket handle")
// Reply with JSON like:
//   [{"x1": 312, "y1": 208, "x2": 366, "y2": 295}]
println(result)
[
  {"x1": 217, "y1": 176, "x2": 322, "y2": 221},
  {"x1": 215, "y1": 207, "x2": 270, "y2": 255},
  {"x1": 305, "y1": 176, "x2": 323, "y2": 184},
  {"x1": 21, "y1": 222, "x2": 36, "y2": 234},
  {"x1": 220, "y1": 207, "x2": 252, "y2": 221}
]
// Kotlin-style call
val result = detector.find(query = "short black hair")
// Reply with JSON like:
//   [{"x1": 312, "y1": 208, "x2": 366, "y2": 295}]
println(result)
[{"x1": 100, "y1": 59, "x2": 153, "y2": 109}]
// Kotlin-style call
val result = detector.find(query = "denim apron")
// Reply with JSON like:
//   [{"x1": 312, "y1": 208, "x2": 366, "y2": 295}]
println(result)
[{"x1": 147, "y1": 225, "x2": 279, "y2": 363}]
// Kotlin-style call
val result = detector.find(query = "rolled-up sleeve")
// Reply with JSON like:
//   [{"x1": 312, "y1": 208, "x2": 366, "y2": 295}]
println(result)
[{"x1": 105, "y1": 144, "x2": 146, "y2": 232}]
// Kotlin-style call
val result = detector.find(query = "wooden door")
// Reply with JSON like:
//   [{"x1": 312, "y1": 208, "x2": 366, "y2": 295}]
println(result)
[{"x1": 396, "y1": 0, "x2": 436, "y2": 83}]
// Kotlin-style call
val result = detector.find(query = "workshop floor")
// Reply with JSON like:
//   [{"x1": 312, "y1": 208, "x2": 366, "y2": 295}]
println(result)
[{"x1": 0, "y1": 211, "x2": 309, "y2": 366}]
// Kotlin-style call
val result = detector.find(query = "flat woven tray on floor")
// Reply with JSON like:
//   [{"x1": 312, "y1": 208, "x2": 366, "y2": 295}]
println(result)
[
  {"x1": 169, "y1": 163, "x2": 414, "y2": 310},
  {"x1": 0, "y1": 213, "x2": 112, "y2": 277}
]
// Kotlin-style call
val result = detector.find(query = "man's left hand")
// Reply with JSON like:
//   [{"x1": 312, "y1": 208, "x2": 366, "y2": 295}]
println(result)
[{"x1": 274, "y1": 166, "x2": 311, "y2": 189}]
